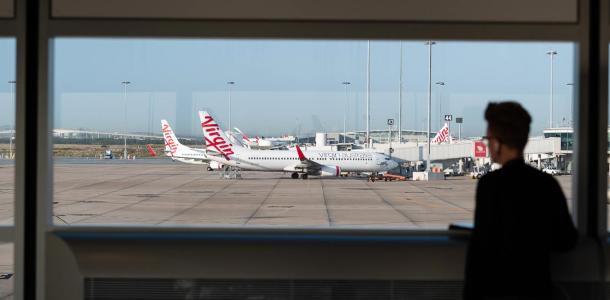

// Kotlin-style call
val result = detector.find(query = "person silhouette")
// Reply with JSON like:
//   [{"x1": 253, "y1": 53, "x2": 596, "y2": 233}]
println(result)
[{"x1": 463, "y1": 102, "x2": 578, "y2": 300}]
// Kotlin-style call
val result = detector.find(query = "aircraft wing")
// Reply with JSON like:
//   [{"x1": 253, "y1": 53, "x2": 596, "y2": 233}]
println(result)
[{"x1": 294, "y1": 145, "x2": 322, "y2": 172}]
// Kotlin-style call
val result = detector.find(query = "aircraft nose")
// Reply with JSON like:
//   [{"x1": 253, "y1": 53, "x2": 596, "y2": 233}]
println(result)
[{"x1": 385, "y1": 159, "x2": 398, "y2": 170}]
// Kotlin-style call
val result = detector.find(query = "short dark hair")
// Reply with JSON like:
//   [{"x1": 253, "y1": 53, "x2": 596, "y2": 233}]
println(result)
[{"x1": 484, "y1": 101, "x2": 531, "y2": 152}]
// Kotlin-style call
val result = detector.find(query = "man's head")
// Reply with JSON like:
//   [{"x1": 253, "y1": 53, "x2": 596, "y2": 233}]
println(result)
[{"x1": 484, "y1": 102, "x2": 531, "y2": 164}]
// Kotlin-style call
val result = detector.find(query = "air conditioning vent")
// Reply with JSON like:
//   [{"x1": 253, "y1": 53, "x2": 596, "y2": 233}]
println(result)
[{"x1": 85, "y1": 278, "x2": 463, "y2": 300}]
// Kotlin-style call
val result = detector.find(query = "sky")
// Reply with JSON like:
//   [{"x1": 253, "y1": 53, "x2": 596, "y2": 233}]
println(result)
[{"x1": 0, "y1": 38, "x2": 576, "y2": 138}]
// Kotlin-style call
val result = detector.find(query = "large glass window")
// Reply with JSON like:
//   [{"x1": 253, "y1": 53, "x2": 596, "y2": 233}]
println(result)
[
  {"x1": 0, "y1": 38, "x2": 15, "y2": 224},
  {"x1": 53, "y1": 39, "x2": 575, "y2": 228},
  {"x1": 0, "y1": 37, "x2": 16, "y2": 299}
]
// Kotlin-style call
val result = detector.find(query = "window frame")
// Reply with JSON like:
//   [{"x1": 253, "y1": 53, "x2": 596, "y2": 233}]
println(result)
[
  {"x1": 0, "y1": 15, "x2": 18, "y2": 300},
  {"x1": 9, "y1": 0, "x2": 610, "y2": 298}
]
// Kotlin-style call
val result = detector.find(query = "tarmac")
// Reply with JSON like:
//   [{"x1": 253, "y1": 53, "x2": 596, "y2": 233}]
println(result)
[
  {"x1": 0, "y1": 158, "x2": 576, "y2": 228},
  {"x1": 47, "y1": 159, "x2": 571, "y2": 228},
  {"x1": 50, "y1": 160, "x2": 476, "y2": 228},
  {"x1": 0, "y1": 159, "x2": 580, "y2": 297}
]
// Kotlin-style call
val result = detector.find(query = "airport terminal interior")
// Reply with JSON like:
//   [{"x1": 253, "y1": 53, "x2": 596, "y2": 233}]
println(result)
[{"x1": 1, "y1": 0, "x2": 610, "y2": 299}]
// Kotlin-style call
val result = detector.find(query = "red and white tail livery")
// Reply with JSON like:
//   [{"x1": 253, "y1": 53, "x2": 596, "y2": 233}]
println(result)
[
  {"x1": 161, "y1": 120, "x2": 188, "y2": 156},
  {"x1": 199, "y1": 111, "x2": 241, "y2": 159},
  {"x1": 146, "y1": 144, "x2": 157, "y2": 157},
  {"x1": 432, "y1": 123, "x2": 450, "y2": 144},
  {"x1": 160, "y1": 120, "x2": 212, "y2": 167}
]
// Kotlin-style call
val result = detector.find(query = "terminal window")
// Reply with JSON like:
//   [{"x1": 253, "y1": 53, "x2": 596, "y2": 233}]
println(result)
[
  {"x1": 0, "y1": 38, "x2": 15, "y2": 225},
  {"x1": 52, "y1": 39, "x2": 576, "y2": 229},
  {"x1": 0, "y1": 37, "x2": 16, "y2": 298}
]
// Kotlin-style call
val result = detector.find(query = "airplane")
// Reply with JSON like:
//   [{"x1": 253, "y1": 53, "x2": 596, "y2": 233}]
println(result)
[
  {"x1": 232, "y1": 127, "x2": 288, "y2": 150},
  {"x1": 198, "y1": 111, "x2": 399, "y2": 179},
  {"x1": 159, "y1": 119, "x2": 223, "y2": 170}
]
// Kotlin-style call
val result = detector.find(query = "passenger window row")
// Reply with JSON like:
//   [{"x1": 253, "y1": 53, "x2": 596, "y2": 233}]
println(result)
[{"x1": 245, "y1": 157, "x2": 372, "y2": 161}]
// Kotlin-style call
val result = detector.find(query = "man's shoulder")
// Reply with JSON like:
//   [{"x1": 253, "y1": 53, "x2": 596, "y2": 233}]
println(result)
[{"x1": 520, "y1": 163, "x2": 557, "y2": 183}]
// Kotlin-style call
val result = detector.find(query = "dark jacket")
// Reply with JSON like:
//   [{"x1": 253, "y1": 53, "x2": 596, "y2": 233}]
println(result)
[{"x1": 464, "y1": 159, "x2": 578, "y2": 300}]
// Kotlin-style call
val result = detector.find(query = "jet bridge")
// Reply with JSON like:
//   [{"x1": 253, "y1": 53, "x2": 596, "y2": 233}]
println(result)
[{"x1": 376, "y1": 137, "x2": 561, "y2": 162}]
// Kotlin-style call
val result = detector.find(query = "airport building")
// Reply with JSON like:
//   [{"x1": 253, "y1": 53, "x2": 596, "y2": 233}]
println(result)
[
  {"x1": 316, "y1": 129, "x2": 568, "y2": 173},
  {"x1": 541, "y1": 127, "x2": 610, "y2": 172},
  {"x1": 543, "y1": 127, "x2": 577, "y2": 153}
]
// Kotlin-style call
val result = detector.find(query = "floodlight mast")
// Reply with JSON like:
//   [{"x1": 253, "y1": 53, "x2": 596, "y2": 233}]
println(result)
[
  {"x1": 425, "y1": 41, "x2": 436, "y2": 172},
  {"x1": 121, "y1": 81, "x2": 131, "y2": 160},
  {"x1": 227, "y1": 81, "x2": 235, "y2": 135},
  {"x1": 366, "y1": 40, "x2": 371, "y2": 148},
  {"x1": 398, "y1": 41, "x2": 403, "y2": 144},
  {"x1": 342, "y1": 81, "x2": 351, "y2": 144},
  {"x1": 547, "y1": 50, "x2": 557, "y2": 128}
]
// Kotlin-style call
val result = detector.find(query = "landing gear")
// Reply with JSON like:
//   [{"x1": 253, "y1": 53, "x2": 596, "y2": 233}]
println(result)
[
  {"x1": 367, "y1": 172, "x2": 380, "y2": 182},
  {"x1": 290, "y1": 172, "x2": 309, "y2": 179},
  {"x1": 221, "y1": 166, "x2": 242, "y2": 179}
]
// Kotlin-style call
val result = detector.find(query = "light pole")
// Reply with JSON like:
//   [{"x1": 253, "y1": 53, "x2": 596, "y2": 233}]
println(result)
[
  {"x1": 148, "y1": 93, "x2": 153, "y2": 136},
  {"x1": 227, "y1": 81, "x2": 235, "y2": 134},
  {"x1": 121, "y1": 81, "x2": 131, "y2": 159},
  {"x1": 342, "y1": 81, "x2": 351, "y2": 143},
  {"x1": 547, "y1": 50, "x2": 557, "y2": 128},
  {"x1": 435, "y1": 81, "x2": 445, "y2": 129},
  {"x1": 566, "y1": 83, "x2": 574, "y2": 127},
  {"x1": 398, "y1": 41, "x2": 403, "y2": 144},
  {"x1": 425, "y1": 41, "x2": 436, "y2": 173},
  {"x1": 366, "y1": 40, "x2": 371, "y2": 148},
  {"x1": 8, "y1": 80, "x2": 15, "y2": 159},
  {"x1": 456, "y1": 117, "x2": 463, "y2": 141},
  {"x1": 388, "y1": 119, "x2": 394, "y2": 158}
]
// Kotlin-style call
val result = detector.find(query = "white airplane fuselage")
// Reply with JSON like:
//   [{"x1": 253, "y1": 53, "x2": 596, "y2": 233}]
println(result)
[
  {"x1": 199, "y1": 111, "x2": 398, "y2": 177},
  {"x1": 167, "y1": 147, "x2": 208, "y2": 165},
  {"x1": 211, "y1": 149, "x2": 396, "y2": 173}
]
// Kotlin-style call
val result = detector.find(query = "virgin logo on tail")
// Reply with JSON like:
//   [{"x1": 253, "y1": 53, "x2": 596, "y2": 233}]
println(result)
[
  {"x1": 162, "y1": 123, "x2": 178, "y2": 154},
  {"x1": 432, "y1": 123, "x2": 450, "y2": 144},
  {"x1": 200, "y1": 112, "x2": 235, "y2": 159}
]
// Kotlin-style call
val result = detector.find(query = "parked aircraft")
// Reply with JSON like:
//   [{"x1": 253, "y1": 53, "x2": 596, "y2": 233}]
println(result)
[
  {"x1": 160, "y1": 120, "x2": 223, "y2": 170},
  {"x1": 233, "y1": 127, "x2": 288, "y2": 150},
  {"x1": 198, "y1": 111, "x2": 398, "y2": 179}
]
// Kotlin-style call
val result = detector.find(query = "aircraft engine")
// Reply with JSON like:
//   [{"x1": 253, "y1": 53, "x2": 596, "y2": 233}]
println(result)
[
  {"x1": 319, "y1": 165, "x2": 341, "y2": 177},
  {"x1": 209, "y1": 161, "x2": 223, "y2": 170}
]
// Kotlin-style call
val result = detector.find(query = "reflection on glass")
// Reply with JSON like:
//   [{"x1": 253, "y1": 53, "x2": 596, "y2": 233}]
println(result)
[{"x1": 53, "y1": 39, "x2": 575, "y2": 228}]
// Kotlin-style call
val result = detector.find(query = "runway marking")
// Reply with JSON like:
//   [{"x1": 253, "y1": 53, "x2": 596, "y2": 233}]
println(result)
[
  {"x1": 244, "y1": 177, "x2": 282, "y2": 225},
  {"x1": 71, "y1": 175, "x2": 205, "y2": 224},
  {"x1": 364, "y1": 182, "x2": 416, "y2": 226},
  {"x1": 320, "y1": 179, "x2": 334, "y2": 226},
  {"x1": 408, "y1": 182, "x2": 472, "y2": 212},
  {"x1": 54, "y1": 164, "x2": 169, "y2": 194},
  {"x1": 53, "y1": 173, "x2": 169, "y2": 208},
  {"x1": 156, "y1": 179, "x2": 238, "y2": 225}
]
